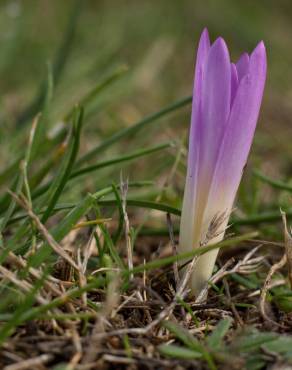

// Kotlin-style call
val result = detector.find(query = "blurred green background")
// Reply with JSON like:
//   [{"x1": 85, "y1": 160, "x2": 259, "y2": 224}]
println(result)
[{"x1": 0, "y1": 0, "x2": 291, "y2": 231}]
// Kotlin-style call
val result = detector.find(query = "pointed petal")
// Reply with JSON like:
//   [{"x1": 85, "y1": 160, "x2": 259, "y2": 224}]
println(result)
[
  {"x1": 180, "y1": 29, "x2": 211, "y2": 255},
  {"x1": 249, "y1": 41, "x2": 267, "y2": 92},
  {"x1": 230, "y1": 63, "x2": 239, "y2": 107},
  {"x1": 193, "y1": 28, "x2": 211, "y2": 100},
  {"x1": 186, "y1": 37, "x2": 232, "y2": 249},
  {"x1": 199, "y1": 37, "x2": 231, "y2": 180},
  {"x1": 236, "y1": 52, "x2": 249, "y2": 81},
  {"x1": 188, "y1": 28, "x2": 210, "y2": 178},
  {"x1": 205, "y1": 41, "x2": 267, "y2": 218}
]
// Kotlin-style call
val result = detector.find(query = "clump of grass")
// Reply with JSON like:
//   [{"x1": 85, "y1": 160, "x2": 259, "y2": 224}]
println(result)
[
  {"x1": 0, "y1": 79, "x2": 291, "y2": 368},
  {"x1": 0, "y1": 2, "x2": 292, "y2": 369}
]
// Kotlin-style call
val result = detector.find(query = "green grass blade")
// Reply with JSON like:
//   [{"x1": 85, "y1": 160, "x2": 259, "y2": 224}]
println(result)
[
  {"x1": 8, "y1": 203, "x2": 291, "y2": 235},
  {"x1": 98, "y1": 224, "x2": 125, "y2": 269},
  {"x1": 253, "y1": 169, "x2": 292, "y2": 192},
  {"x1": 207, "y1": 318, "x2": 232, "y2": 350},
  {"x1": 264, "y1": 336, "x2": 292, "y2": 358},
  {"x1": 71, "y1": 142, "x2": 173, "y2": 179},
  {"x1": 233, "y1": 331, "x2": 277, "y2": 352},
  {"x1": 30, "y1": 141, "x2": 167, "y2": 202},
  {"x1": 162, "y1": 321, "x2": 216, "y2": 369},
  {"x1": 233, "y1": 208, "x2": 292, "y2": 226},
  {"x1": 64, "y1": 65, "x2": 128, "y2": 122},
  {"x1": 97, "y1": 198, "x2": 181, "y2": 216},
  {"x1": 40, "y1": 107, "x2": 83, "y2": 223},
  {"x1": 77, "y1": 95, "x2": 192, "y2": 165},
  {"x1": 111, "y1": 183, "x2": 124, "y2": 244},
  {"x1": 0, "y1": 175, "x2": 23, "y2": 233},
  {"x1": 126, "y1": 232, "x2": 258, "y2": 276},
  {"x1": 158, "y1": 344, "x2": 202, "y2": 359},
  {"x1": 162, "y1": 320, "x2": 202, "y2": 351},
  {"x1": 29, "y1": 63, "x2": 54, "y2": 160},
  {"x1": 0, "y1": 117, "x2": 39, "y2": 233}
]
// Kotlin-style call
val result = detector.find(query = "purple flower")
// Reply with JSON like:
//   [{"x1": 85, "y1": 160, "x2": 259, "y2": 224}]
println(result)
[{"x1": 179, "y1": 28, "x2": 267, "y2": 295}]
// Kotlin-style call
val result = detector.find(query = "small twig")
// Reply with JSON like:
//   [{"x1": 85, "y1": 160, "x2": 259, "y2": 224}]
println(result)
[{"x1": 222, "y1": 276, "x2": 244, "y2": 327}]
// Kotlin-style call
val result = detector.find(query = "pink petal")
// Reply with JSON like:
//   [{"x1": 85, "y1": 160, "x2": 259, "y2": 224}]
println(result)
[
  {"x1": 205, "y1": 41, "x2": 267, "y2": 213},
  {"x1": 230, "y1": 63, "x2": 239, "y2": 107},
  {"x1": 236, "y1": 52, "x2": 250, "y2": 81}
]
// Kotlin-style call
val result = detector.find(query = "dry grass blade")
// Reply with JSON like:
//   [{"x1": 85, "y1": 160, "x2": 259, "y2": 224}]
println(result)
[
  {"x1": 281, "y1": 210, "x2": 292, "y2": 287},
  {"x1": 6, "y1": 251, "x2": 64, "y2": 297},
  {"x1": 196, "y1": 245, "x2": 265, "y2": 303},
  {"x1": 259, "y1": 253, "x2": 287, "y2": 327},
  {"x1": 3, "y1": 354, "x2": 53, "y2": 370},
  {"x1": 120, "y1": 174, "x2": 133, "y2": 279},
  {"x1": 66, "y1": 323, "x2": 83, "y2": 369},
  {"x1": 259, "y1": 212, "x2": 292, "y2": 326},
  {"x1": 0, "y1": 265, "x2": 48, "y2": 306},
  {"x1": 72, "y1": 218, "x2": 111, "y2": 230},
  {"x1": 77, "y1": 248, "x2": 87, "y2": 307},
  {"x1": 8, "y1": 190, "x2": 80, "y2": 273}
]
